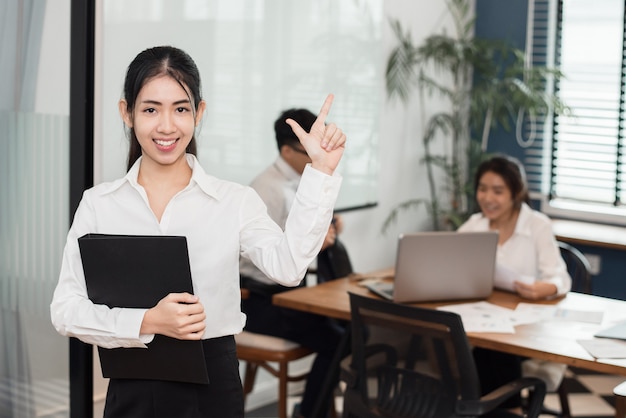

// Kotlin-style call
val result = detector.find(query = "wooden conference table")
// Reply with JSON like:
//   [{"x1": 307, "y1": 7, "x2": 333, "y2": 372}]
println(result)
[{"x1": 273, "y1": 270, "x2": 626, "y2": 415}]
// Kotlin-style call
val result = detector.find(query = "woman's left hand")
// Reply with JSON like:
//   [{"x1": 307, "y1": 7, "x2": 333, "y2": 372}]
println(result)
[
  {"x1": 286, "y1": 94, "x2": 346, "y2": 175},
  {"x1": 514, "y1": 281, "x2": 558, "y2": 300}
]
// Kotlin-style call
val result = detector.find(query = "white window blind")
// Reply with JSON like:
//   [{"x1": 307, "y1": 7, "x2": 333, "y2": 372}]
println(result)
[
  {"x1": 526, "y1": 0, "x2": 626, "y2": 222},
  {"x1": 550, "y1": 0, "x2": 626, "y2": 213}
]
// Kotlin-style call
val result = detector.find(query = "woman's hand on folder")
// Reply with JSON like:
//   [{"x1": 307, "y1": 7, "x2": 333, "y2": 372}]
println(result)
[{"x1": 141, "y1": 292, "x2": 206, "y2": 340}]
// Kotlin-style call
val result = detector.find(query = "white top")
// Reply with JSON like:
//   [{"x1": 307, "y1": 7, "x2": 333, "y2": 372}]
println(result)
[
  {"x1": 50, "y1": 154, "x2": 341, "y2": 349},
  {"x1": 239, "y1": 156, "x2": 300, "y2": 284},
  {"x1": 458, "y1": 203, "x2": 571, "y2": 296}
]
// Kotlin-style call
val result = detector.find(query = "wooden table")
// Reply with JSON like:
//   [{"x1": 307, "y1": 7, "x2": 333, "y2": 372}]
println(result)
[
  {"x1": 274, "y1": 272, "x2": 626, "y2": 417},
  {"x1": 274, "y1": 273, "x2": 626, "y2": 376}
]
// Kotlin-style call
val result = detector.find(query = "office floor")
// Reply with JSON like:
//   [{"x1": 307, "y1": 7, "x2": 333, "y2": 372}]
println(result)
[{"x1": 245, "y1": 368, "x2": 623, "y2": 418}]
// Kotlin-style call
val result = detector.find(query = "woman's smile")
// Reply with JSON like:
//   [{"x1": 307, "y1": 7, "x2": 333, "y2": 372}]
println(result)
[{"x1": 154, "y1": 138, "x2": 179, "y2": 151}]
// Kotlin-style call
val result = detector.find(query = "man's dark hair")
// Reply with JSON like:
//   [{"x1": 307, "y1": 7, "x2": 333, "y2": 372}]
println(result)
[{"x1": 273, "y1": 108, "x2": 316, "y2": 151}]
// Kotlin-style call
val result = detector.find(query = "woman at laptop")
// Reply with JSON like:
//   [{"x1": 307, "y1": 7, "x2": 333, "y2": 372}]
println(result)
[
  {"x1": 459, "y1": 155, "x2": 571, "y2": 299},
  {"x1": 458, "y1": 154, "x2": 571, "y2": 408}
]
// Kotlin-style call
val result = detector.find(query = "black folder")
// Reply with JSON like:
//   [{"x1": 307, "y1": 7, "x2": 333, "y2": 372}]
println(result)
[{"x1": 78, "y1": 233, "x2": 209, "y2": 384}]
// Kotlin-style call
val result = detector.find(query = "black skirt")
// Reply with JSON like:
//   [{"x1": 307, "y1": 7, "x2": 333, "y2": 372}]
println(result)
[{"x1": 103, "y1": 335, "x2": 244, "y2": 418}]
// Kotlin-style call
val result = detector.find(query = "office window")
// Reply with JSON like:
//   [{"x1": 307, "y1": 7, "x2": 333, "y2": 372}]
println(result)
[{"x1": 530, "y1": 0, "x2": 626, "y2": 223}]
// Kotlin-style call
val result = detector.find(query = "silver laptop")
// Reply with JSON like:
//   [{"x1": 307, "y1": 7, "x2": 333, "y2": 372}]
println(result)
[{"x1": 367, "y1": 231, "x2": 498, "y2": 303}]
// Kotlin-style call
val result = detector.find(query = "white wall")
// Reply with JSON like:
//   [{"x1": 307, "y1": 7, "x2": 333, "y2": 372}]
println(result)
[{"x1": 340, "y1": 0, "x2": 458, "y2": 274}]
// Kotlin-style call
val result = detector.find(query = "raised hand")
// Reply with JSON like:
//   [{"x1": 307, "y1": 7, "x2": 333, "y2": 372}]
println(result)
[
  {"x1": 286, "y1": 94, "x2": 346, "y2": 175},
  {"x1": 141, "y1": 292, "x2": 206, "y2": 340}
]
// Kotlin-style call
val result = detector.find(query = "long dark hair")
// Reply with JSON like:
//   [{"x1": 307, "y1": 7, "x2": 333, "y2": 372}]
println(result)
[
  {"x1": 473, "y1": 155, "x2": 530, "y2": 210},
  {"x1": 122, "y1": 46, "x2": 203, "y2": 171}
]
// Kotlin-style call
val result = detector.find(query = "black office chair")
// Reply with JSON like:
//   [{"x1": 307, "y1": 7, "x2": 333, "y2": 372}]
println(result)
[
  {"x1": 342, "y1": 292, "x2": 546, "y2": 418},
  {"x1": 537, "y1": 241, "x2": 593, "y2": 418},
  {"x1": 558, "y1": 240, "x2": 592, "y2": 295}
]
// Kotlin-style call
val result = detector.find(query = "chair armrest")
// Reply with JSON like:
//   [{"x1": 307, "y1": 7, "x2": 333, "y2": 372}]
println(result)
[{"x1": 457, "y1": 377, "x2": 546, "y2": 416}]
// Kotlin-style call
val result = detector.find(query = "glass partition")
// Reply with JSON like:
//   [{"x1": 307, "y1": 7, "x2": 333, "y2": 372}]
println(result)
[{"x1": 0, "y1": 1, "x2": 72, "y2": 416}]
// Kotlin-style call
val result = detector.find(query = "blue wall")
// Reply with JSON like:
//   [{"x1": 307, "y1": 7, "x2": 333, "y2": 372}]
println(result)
[
  {"x1": 475, "y1": 0, "x2": 529, "y2": 161},
  {"x1": 475, "y1": 0, "x2": 626, "y2": 301}
]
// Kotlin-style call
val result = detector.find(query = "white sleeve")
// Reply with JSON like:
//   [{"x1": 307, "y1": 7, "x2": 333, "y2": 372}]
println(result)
[
  {"x1": 239, "y1": 165, "x2": 341, "y2": 286},
  {"x1": 49, "y1": 191, "x2": 151, "y2": 349}
]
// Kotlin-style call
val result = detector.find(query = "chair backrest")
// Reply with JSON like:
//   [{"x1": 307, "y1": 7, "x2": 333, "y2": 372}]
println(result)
[
  {"x1": 345, "y1": 292, "x2": 482, "y2": 417},
  {"x1": 557, "y1": 241, "x2": 592, "y2": 294},
  {"x1": 316, "y1": 237, "x2": 354, "y2": 283}
]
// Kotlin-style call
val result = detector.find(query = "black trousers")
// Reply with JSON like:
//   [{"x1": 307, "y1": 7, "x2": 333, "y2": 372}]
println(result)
[
  {"x1": 241, "y1": 280, "x2": 346, "y2": 418},
  {"x1": 103, "y1": 336, "x2": 244, "y2": 418}
]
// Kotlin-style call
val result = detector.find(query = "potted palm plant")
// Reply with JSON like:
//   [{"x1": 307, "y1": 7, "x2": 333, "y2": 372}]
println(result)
[{"x1": 383, "y1": 0, "x2": 566, "y2": 231}]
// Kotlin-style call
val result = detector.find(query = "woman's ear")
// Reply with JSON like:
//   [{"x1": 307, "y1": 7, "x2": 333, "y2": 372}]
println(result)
[
  {"x1": 195, "y1": 100, "x2": 206, "y2": 126},
  {"x1": 119, "y1": 99, "x2": 132, "y2": 128}
]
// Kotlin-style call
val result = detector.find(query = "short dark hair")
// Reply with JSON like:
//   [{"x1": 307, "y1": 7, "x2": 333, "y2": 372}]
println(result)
[
  {"x1": 122, "y1": 46, "x2": 203, "y2": 171},
  {"x1": 273, "y1": 108, "x2": 317, "y2": 151},
  {"x1": 473, "y1": 155, "x2": 530, "y2": 209}
]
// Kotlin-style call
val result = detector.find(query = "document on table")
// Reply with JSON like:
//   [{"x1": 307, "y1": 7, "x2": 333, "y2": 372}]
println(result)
[
  {"x1": 494, "y1": 263, "x2": 535, "y2": 292},
  {"x1": 577, "y1": 338, "x2": 626, "y2": 359},
  {"x1": 439, "y1": 300, "x2": 606, "y2": 333},
  {"x1": 438, "y1": 301, "x2": 516, "y2": 333},
  {"x1": 511, "y1": 303, "x2": 604, "y2": 326}
]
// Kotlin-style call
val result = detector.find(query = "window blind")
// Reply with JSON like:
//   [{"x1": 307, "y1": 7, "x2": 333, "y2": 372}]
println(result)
[
  {"x1": 549, "y1": 0, "x2": 626, "y2": 208},
  {"x1": 523, "y1": 0, "x2": 556, "y2": 196}
]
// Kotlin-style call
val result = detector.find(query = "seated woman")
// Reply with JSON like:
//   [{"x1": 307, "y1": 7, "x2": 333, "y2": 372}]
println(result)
[{"x1": 458, "y1": 154, "x2": 572, "y2": 405}]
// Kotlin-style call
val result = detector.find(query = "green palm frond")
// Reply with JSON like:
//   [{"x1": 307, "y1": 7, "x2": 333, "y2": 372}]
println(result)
[{"x1": 386, "y1": 19, "x2": 420, "y2": 102}]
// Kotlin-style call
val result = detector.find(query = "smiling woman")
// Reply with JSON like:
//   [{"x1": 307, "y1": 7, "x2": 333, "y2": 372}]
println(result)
[
  {"x1": 120, "y1": 75, "x2": 204, "y2": 169},
  {"x1": 51, "y1": 44, "x2": 347, "y2": 417},
  {"x1": 98, "y1": 0, "x2": 383, "y2": 212}
]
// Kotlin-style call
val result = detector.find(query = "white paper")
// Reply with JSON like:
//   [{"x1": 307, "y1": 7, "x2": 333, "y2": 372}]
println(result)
[
  {"x1": 438, "y1": 301, "x2": 516, "y2": 333},
  {"x1": 438, "y1": 300, "x2": 605, "y2": 334},
  {"x1": 554, "y1": 308, "x2": 604, "y2": 324},
  {"x1": 577, "y1": 339, "x2": 626, "y2": 359},
  {"x1": 512, "y1": 303, "x2": 604, "y2": 325},
  {"x1": 494, "y1": 263, "x2": 535, "y2": 292},
  {"x1": 511, "y1": 303, "x2": 558, "y2": 326}
]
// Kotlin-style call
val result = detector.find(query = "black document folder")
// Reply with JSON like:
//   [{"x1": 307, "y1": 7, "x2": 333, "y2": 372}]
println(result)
[{"x1": 78, "y1": 233, "x2": 209, "y2": 384}]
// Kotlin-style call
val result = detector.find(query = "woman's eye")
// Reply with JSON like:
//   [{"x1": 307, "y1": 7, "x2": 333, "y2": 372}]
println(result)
[
  {"x1": 143, "y1": 108, "x2": 156, "y2": 114},
  {"x1": 176, "y1": 107, "x2": 190, "y2": 113}
]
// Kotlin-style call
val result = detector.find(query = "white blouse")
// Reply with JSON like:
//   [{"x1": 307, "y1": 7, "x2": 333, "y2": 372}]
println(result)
[
  {"x1": 458, "y1": 203, "x2": 571, "y2": 296},
  {"x1": 50, "y1": 154, "x2": 341, "y2": 348}
]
